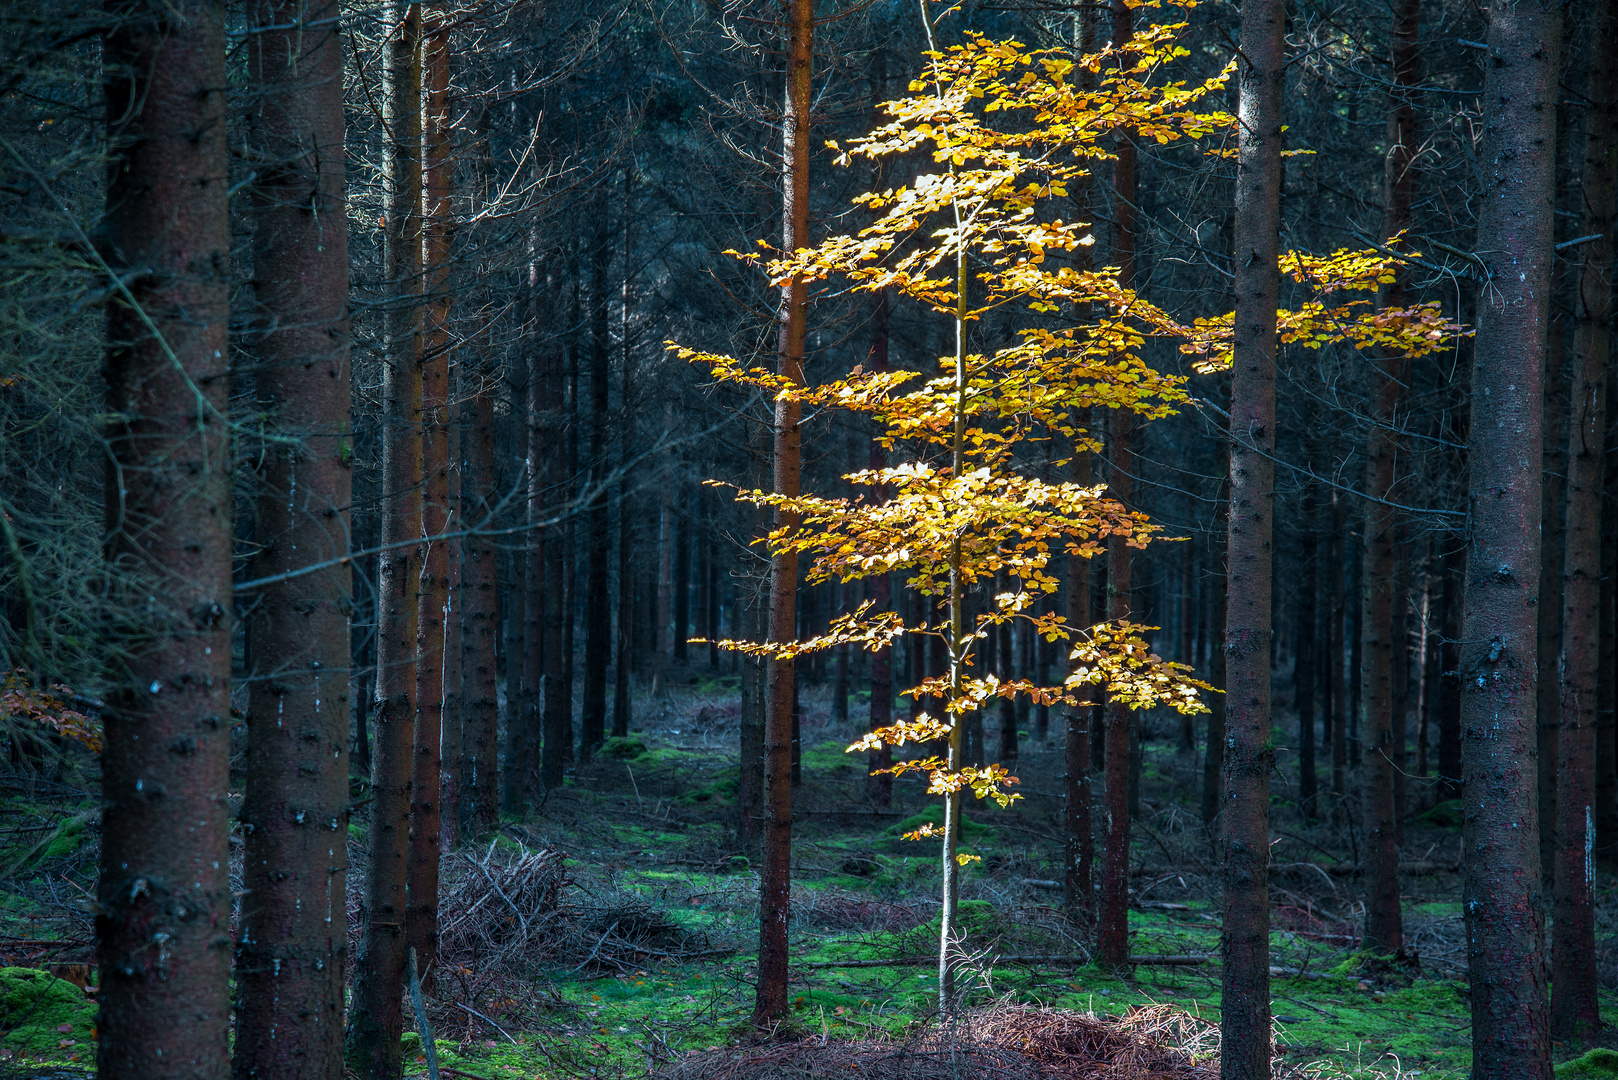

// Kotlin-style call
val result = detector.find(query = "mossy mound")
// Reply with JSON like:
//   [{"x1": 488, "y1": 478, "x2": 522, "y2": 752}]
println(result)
[
  {"x1": 600, "y1": 736, "x2": 650, "y2": 760},
  {"x1": 0, "y1": 967, "x2": 95, "y2": 1059},
  {"x1": 890, "y1": 805, "x2": 995, "y2": 841},
  {"x1": 1421, "y1": 799, "x2": 1463, "y2": 829},
  {"x1": 1558, "y1": 1049, "x2": 1618, "y2": 1080}
]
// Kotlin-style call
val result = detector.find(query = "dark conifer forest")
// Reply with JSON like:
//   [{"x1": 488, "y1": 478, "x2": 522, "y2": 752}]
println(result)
[{"x1": 1, "y1": 0, "x2": 1615, "y2": 1077}]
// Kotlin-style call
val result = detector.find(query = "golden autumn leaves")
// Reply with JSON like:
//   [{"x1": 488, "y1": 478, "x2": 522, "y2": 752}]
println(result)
[{"x1": 671, "y1": 8, "x2": 1463, "y2": 837}]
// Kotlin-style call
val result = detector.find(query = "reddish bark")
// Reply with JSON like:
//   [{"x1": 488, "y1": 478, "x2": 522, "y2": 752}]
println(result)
[
  {"x1": 407, "y1": 9, "x2": 453, "y2": 984},
  {"x1": 97, "y1": 2, "x2": 232, "y2": 1074},
  {"x1": 1221, "y1": 0, "x2": 1285, "y2": 1064},
  {"x1": 460, "y1": 114, "x2": 501, "y2": 837},
  {"x1": 1359, "y1": 0, "x2": 1417, "y2": 954},
  {"x1": 754, "y1": 0, "x2": 813, "y2": 1029},
  {"x1": 236, "y1": 0, "x2": 351, "y2": 1073},
  {"x1": 1551, "y1": 0, "x2": 1615, "y2": 1042},
  {"x1": 347, "y1": 2, "x2": 422, "y2": 1072},
  {"x1": 1459, "y1": 0, "x2": 1563, "y2": 1074}
]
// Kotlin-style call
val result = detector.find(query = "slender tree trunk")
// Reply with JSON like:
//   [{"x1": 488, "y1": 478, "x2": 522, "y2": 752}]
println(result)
[
  {"x1": 1361, "y1": 0, "x2": 1417, "y2": 946},
  {"x1": 739, "y1": 420, "x2": 769, "y2": 845},
  {"x1": 1551, "y1": 0, "x2": 1615, "y2": 1041},
  {"x1": 1599, "y1": 395, "x2": 1618, "y2": 864},
  {"x1": 754, "y1": 0, "x2": 813, "y2": 1028},
  {"x1": 237, "y1": 1, "x2": 351, "y2": 1072},
  {"x1": 997, "y1": 579, "x2": 1017, "y2": 760},
  {"x1": 1097, "y1": 404, "x2": 1133, "y2": 970},
  {"x1": 349, "y1": 2, "x2": 421, "y2": 1071},
  {"x1": 581, "y1": 220, "x2": 611, "y2": 761},
  {"x1": 541, "y1": 333, "x2": 567, "y2": 788},
  {"x1": 407, "y1": 6, "x2": 452, "y2": 985},
  {"x1": 614, "y1": 161, "x2": 637, "y2": 736},
  {"x1": 442, "y1": 393, "x2": 463, "y2": 847},
  {"x1": 1330, "y1": 494, "x2": 1348, "y2": 796},
  {"x1": 1296, "y1": 473, "x2": 1318, "y2": 821},
  {"x1": 462, "y1": 368, "x2": 500, "y2": 834},
  {"x1": 1201, "y1": 562, "x2": 1228, "y2": 827},
  {"x1": 97, "y1": 2, "x2": 231, "y2": 1073},
  {"x1": 1178, "y1": 541, "x2": 1197, "y2": 753},
  {"x1": 1459, "y1": 0, "x2": 1563, "y2": 1074},
  {"x1": 654, "y1": 429, "x2": 673, "y2": 698},
  {"x1": 1222, "y1": 0, "x2": 1284, "y2": 1063},
  {"x1": 507, "y1": 338, "x2": 534, "y2": 811},
  {"x1": 675, "y1": 510, "x2": 692, "y2": 665}
]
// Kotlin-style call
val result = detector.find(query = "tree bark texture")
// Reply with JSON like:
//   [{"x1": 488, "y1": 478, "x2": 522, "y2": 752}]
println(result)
[
  {"x1": 581, "y1": 221, "x2": 612, "y2": 760},
  {"x1": 1222, "y1": 0, "x2": 1284, "y2": 1067},
  {"x1": 1359, "y1": 0, "x2": 1417, "y2": 953},
  {"x1": 462, "y1": 371, "x2": 500, "y2": 834},
  {"x1": 97, "y1": 2, "x2": 232, "y2": 1074},
  {"x1": 237, "y1": 1, "x2": 352, "y2": 1073},
  {"x1": 1551, "y1": 0, "x2": 1615, "y2": 1041},
  {"x1": 1459, "y1": 0, "x2": 1562, "y2": 1074},
  {"x1": 754, "y1": 0, "x2": 812, "y2": 1029},
  {"x1": 1296, "y1": 471, "x2": 1318, "y2": 821},
  {"x1": 441, "y1": 395, "x2": 463, "y2": 848},
  {"x1": 1098, "y1": 407, "x2": 1133, "y2": 970},
  {"x1": 348, "y1": 3, "x2": 422, "y2": 1072},
  {"x1": 541, "y1": 338, "x2": 568, "y2": 789},
  {"x1": 407, "y1": 9, "x2": 453, "y2": 985}
]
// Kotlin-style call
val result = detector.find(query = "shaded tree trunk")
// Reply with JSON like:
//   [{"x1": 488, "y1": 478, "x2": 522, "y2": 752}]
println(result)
[
  {"x1": 1459, "y1": 0, "x2": 1563, "y2": 1074},
  {"x1": 1551, "y1": 0, "x2": 1615, "y2": 1041},
  {"x1": 236, "y1": 0, "x2": 351, "y2": 1071},
  {"x1": 462, "y1": 363, "x2": 500, "y2": 834},
  {"x1": 541, "y1": 333, "x2": 568, "y2": 788},
  {"x1": 407, "y1": 7, "x2": 454, "y2": 984},
  {"x1": 1361, "y1": 13, "x2": 1417, "y2": 937},
  {"x1": 96, "y1": 2, "x2": 232, "y2": 1074},
  {"x1": 1221, "y1": 0, "x2": 1284, "y2": 1062},
  {"x1": 754, "y1": 0, "x2": 813, "y2": 1028},
  {"x1": 442, "y1": 391, "x2": 463, "y2": 848},
  {"x1": 1097, "y1": 403, "x2": 1134, "y2": 970},
  {"x1": 581, "y1": 219, "x2": 612, "y2": 761},
  {"x1": 348, "y1": 2, "x2": 422, "y2": 1071},
  {"x1": 1296, "y1": 472, "x2": 1318, "y2": 821}
]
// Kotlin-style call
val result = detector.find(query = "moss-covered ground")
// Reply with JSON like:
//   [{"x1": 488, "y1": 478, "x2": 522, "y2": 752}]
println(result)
[
  {"x1": 4, "y1": 674, "x2": 1618, "y2": 1078},
  {"x1": 390, "y1": 680, "x2": 1618, "y2": 1080}
]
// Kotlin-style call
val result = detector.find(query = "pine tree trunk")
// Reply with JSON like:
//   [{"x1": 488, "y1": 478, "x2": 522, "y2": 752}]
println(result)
[
  {"x1": 348, "y1": 2, "x2": 422, "y2": 1071},
  {"x1": 236, "y1": 0, "x2": 351, "y2": 1071},
  {"x1": 1178, "y1": 542, "x2": 1197, "y2": 753},
  {"x1": 542, "y1": 338, "x2": 568, "y2": 788},
  {"x1": 97, "y1": 2, "x2": 232, "y2": 1074},
  {"x1": 1222, "y1": 0, "x2": 1284, "y2": 1062},
  {"x1": 582, "y1": 223, "x2": 612, "y2": 761},
  {"x1": 1360, "y1": 0, "x2": 1417, "y2": 946},
  {"x1": 463, "y1": 367, "x2": 501, "y2": 833},
  {"x1": 1097, "y1": 404, "x2": 1134, "y2": 971},
  {"x1": 1296, "y1": 473, "x2": 1318, "y2": 821},
  {"x1": 739, "y1": 420, "x2": 769, "y2": 845},
  {"x1": 407, "y1": 8, "x2": 453, "y2": 985},
  {"x1": 1460, "y1": 0, "x2": 1563, "y2": 1073},
  {"x1": 1551, "y1": 0, "x2": 1615, "y2": 1040},
  {"x1": 442, "y1": 394, "x2": 463, "y2": 847},
  {"x1": 510, "y1": 337, "x2": 539, "y2": 809},
  {"x1": 675, "y1": 509, "x2": 691, "y2": 665},
  {"x1": 1201, "y1": 567, "x2": 1227, "y2": 828},
  {"x1": 754, "y1": 0, "x2": 813, "y2": 1028},
  {"x1": 1330, "y1": 495, "x2": 1348, "y2": 797},
  {"x1": 1063, "y1": 426, "x2": 1094, "y2": 914}
]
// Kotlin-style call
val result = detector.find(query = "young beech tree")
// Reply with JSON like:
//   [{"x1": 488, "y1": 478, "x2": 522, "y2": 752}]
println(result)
[{"x1": 678, "y1": 12, "x2": 1234, "y2": 1012}]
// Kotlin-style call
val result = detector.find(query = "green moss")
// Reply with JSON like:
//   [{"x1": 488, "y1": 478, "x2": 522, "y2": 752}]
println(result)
[
  {"x1": 1558, "y1": 1049, "x2": 1618, "y2": 1079},
  {"x1": 0, "y1": 967, "x2": 95, "y2": 1060},
  {"x1": 676, "y1": 769, "x2": 739, "y2": 804},
  {"x1": 600, "y1": 736, "x2": 650, "y2": 760}
]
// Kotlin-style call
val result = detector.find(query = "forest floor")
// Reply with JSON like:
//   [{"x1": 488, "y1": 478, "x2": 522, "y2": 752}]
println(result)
[{"x1": 4, "y1": 667, "x2": 1618, "y2": 1079}]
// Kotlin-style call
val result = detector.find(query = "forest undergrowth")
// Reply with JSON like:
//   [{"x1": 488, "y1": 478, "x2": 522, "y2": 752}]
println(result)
[{"x1": 3, "y1": 669, "x2": 1618, "y2": 1080}]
